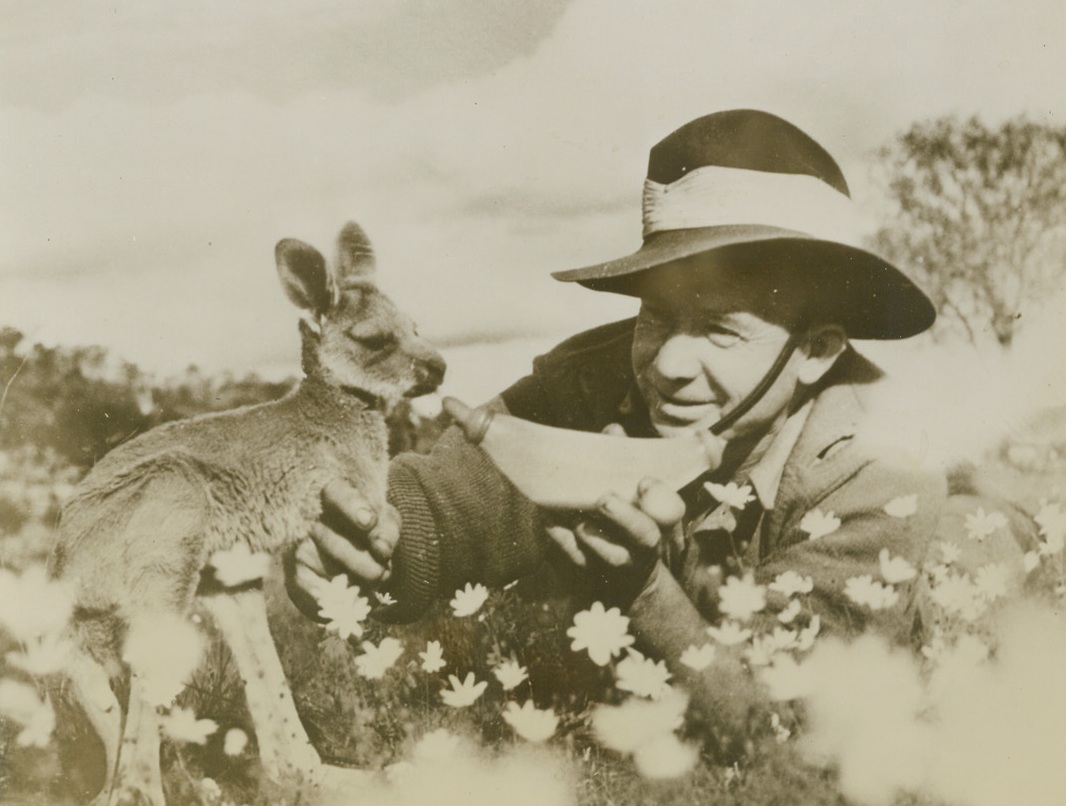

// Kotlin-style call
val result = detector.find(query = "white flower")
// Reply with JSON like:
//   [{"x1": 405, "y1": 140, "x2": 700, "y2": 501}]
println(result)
[
  {"x1": 777, "y1": 599, "x2": 802, "y2": 625},
  {"x1": 223, "y1": 728, "x2": 248, "y2": 756},
  {"x1": 502, "y1": 700, "x2": 558, "y2": 743},
  {"x1": 706, "y1": 620, "x2": 752, "y2": 646},
  {"x1": 937, "y1": 541, "x2": 962, "y2": 564},
  {"x1": 16, "y1": 699, "x2": 55, "y2": 748},
  {"x1": 768, "y1": 570, "x2": 814, "y2": 598},
  {"x1": 355, "y1": 637, "x2": 404, "y2": 679},
  {"x1": 440, "y1": 672, "x2": 488, "y2": 708},
  {"x1": 1023, "y1": 551, "x2": 1041, "y2": 573},
  {"x1": 449, "y1": 582, "x2": 490, "y2": 617},
  {"x1": 796, "y1": 615, "x2": 821, "y2": 652},
  {"x1": 844, "y1": 575, "x2": 900, "y2": 610},
  {"x1": 927, "y1": 562, "x2": 951, "y2": 587},
  {"x1": 929, "y1": 571, "x2": 986, "y2": 621},
  {"x1": 679, "y1": 643, "x2": 716, "y2": 671},
  {"x1": 315, "y1": 575, "x2": 371, "y2": 641},
  {"x1": 704, "y1": 481, "x2": 756, "y2": 510},
  {"x1": 419, "y1": 640, "x2": 446, "y2": 673},
  {"x1": 883, "y1": 494, "x2": 918, "y2": 518},
  {"x1": 974, "y1": 563, "x2": 1010, "y2": 602},
  {"x1": 198, "y1": 777, "x2": 222, "y2": 802},
  {"x1": 768, "y1": 626, "x2": 799, "y2": 652},
  {"x1": 6, "y1": 632, "x2": 73, "y2": 676},
  {"x1": 633, "y1": 733, "x2": 699, "y2": 780},
  {"x1": 375, "y1": 591, "x2": 397, "y2": 606},
  {"x1": 800, "y1": 508, "x2": 841, "y2": 540},
  {"x1": 413, "y1": 728, "x2": 461, "y2": 762},
  {"x1": 770, "y1": 712, "x2": 792, "y2": 743},
  {"x1": 0, "y1": 679, "x2": 55, "y2": 747},
  {"x1": 746, "y1": 628, "x2": 798, "y2": 667},
  {"x1": 208, "y1": 543, "x2": 271, "y2": 588},
  {"x1": 160, "y1": 706, "x2": 217, "y2": 745},
  {"x1": 1040, "y1": 528, "x2": 1065, "y2": 556},
  {"x1": 590, "y1": 688, "x2": 688, "y2": 753},
  {"x1": 616, "y1": 649, "x2": 672, "y2": 700},
  {"x1": 878, "y1": 548, "x2": 917, "y2": 584},
  {"x1": 0, "y1": 566, "x2": 74, "y2": 642},
  {"x1": 1035, "y1": 501, "x2": 1066, "y2": 551},
  {"x1": 964, "y1": 507, "x2": 1008, "y2": 541},
  {"x1": 123, "y1": 613, "x2": 204, "y2": 707},
  {"x1": 745, "y1": 636, "x2": 779, "y2": 668},
  {"x1": 567, "y1": 601, "x2": 634, "y2": 666},
  {"x1": 493, "y1": 658, "x2": 529, "y2": 691},
  {"x1": 717, "y1": 573, "x2": 766, "y2": 622}
]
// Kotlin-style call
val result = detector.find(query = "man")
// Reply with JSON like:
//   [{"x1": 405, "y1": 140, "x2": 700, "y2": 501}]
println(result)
[{"x1": 290, "y1": 109, "x2": 947, "y2": 752}]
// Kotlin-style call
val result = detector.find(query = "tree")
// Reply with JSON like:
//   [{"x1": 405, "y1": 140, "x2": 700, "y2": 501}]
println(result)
[{"x1": 869, "y1": 115, "x2": 1066, "y2": 349}]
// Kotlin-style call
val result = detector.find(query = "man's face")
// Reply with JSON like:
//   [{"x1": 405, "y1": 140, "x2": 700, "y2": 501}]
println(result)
[{"x1": 632, "y1": 258, "x2": 812, "y2": 440}]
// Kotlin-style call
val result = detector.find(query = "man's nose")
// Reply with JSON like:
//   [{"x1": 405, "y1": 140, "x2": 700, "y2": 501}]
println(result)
[{"x1": 653, "y1": 333, "x2": 704, "y2": 381}]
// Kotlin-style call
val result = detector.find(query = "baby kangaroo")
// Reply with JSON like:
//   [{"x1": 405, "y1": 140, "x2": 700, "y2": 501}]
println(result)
[{"x1": 49, "y1": 221, "x2": 445, "y2": 805}]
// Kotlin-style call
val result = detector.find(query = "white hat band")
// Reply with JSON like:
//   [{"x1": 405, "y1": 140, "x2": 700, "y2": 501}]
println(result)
[{"x1": 642, "y1": 164, "x2": 863, "y2": 246}]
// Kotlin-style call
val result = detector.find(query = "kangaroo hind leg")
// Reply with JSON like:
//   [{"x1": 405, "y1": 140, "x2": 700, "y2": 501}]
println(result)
[
  {"x1": 200, "y1": 588, "x2": 322, "y2": 785},
  {"x1": 61, "y1": 646, "x2": 123, "y2": 806}
]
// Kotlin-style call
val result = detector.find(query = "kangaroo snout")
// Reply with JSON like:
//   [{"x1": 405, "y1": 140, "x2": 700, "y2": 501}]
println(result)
[{"x1": 407, "y1": 351, "x2": 447, "y2": 398}]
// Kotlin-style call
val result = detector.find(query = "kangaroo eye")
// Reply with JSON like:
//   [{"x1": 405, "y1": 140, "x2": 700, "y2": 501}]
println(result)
[{"x1": 348, "y1": 329, "x2": 396, "y2": 351}]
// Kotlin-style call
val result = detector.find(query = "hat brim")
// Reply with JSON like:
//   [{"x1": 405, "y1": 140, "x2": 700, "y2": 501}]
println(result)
[{"x1": 551, "y1": 226, "x2": 935, "y2": 340}]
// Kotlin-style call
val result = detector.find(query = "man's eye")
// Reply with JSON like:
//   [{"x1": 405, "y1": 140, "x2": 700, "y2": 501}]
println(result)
[{"x1": 706, "y1": 326, "x2": 741, "y2": 347}]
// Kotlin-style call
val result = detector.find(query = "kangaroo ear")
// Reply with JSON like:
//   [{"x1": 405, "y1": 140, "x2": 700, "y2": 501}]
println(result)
[
  {"x1": 275, "y1": 238, "x2": 334, "y2": 316},
  {"x1": 336, "y1": 221, "x2": 376, "y2": 285}
]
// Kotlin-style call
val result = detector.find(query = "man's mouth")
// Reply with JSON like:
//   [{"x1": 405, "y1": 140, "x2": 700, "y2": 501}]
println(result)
[{"x1": 654, "y1": 394, "x2": 720, "y2": 424}]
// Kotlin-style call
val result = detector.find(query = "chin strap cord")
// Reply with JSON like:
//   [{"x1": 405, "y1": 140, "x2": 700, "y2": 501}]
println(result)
[{"x1": 708, "y1": 328, "x2": 807, "y2": 436}]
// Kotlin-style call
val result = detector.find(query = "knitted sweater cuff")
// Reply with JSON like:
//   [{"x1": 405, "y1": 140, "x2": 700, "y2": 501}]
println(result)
[{"x1": 377, "y1": 464, "x2": 442, "y2": 623}]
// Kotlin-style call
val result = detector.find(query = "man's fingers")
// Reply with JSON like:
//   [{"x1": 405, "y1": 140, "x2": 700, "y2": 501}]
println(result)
[
  {"x1": 367, "y1": 503, "x2": 401, "y2": 562},
  {"x1": 575, "y1": 520, "x2": 635, "y2": 567},
  {"x1": 308, "y1": 522, "x2": 391, "y2": 583},
  {"x1": 595, "y1": 494, "x2": 662, "y2": 551},
  {"x1": 321, "y1": 479, "x2": 378, "y2": 539},
  {"x1": 294, "y1": 537, "x2": 329, "y2": 578},
  {"x1": 292, "y1": 559, "x2": 327, "y2": 604},
  {"x1": 545, "y1": 524, "x2": 587, "y2": 568},
  {"x1": 635, "y1": 479, "x2": 686, "y2": 526}
]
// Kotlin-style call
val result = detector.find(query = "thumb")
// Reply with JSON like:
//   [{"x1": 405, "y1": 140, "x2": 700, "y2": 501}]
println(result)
[{"x1": 601, "y1": 422, "x2": 627, "y2": 436}]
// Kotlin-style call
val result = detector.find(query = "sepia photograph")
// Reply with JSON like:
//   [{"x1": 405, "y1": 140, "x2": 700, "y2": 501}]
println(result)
[{"x1": 1, "y1": 2, "x2": 1065, "y2": 804}]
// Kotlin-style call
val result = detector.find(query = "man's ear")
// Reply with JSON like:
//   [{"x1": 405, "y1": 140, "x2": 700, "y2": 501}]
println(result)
[{"x1": 797, "y1": 324, "x2": 847, "y2": 385}]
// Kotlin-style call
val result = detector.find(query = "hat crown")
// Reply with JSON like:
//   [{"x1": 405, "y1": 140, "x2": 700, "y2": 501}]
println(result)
[{"x1": 647, "y1": 109, "x2": 850, "y2": 197}]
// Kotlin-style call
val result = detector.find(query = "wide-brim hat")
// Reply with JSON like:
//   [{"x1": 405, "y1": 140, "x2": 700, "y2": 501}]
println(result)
[{"x1": 552, "y1": 109, "x2": 935, "y2": 340}]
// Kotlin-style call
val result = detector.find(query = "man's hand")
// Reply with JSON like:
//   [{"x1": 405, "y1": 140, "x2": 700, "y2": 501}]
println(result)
[
  {"x1": 286, "y1": 479, "x2": 400, "y2": 620},
  {"x1": 545, "y1": 476, "x2": 685, "y2": 607}
]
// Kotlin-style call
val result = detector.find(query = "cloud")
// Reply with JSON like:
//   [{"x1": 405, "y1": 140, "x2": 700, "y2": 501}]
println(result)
[
  {"x1": 1, "y1": 0, "x2": 1064, "y2": 384},
  {"x1": 1, "y1": 1, "x2": 574, "y2": 109}
]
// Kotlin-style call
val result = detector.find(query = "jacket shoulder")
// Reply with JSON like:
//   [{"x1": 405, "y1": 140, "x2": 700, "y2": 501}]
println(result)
[
  {"x1": 536, "y1": 317, "x2": 636, "y2": 366},
  {"x1": 500, "y1": 318, "x2": 636, "y2": 429}
]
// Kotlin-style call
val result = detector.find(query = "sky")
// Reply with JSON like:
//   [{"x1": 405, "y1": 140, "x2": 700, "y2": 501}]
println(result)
[{"x1": 2, "y1": 0, "x2": 1065, "y2": 403}]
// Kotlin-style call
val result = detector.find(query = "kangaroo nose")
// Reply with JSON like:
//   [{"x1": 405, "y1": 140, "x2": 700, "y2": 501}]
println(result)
[{"x1": 410, "y1": 354, "x2": 446, "y2": 396}]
